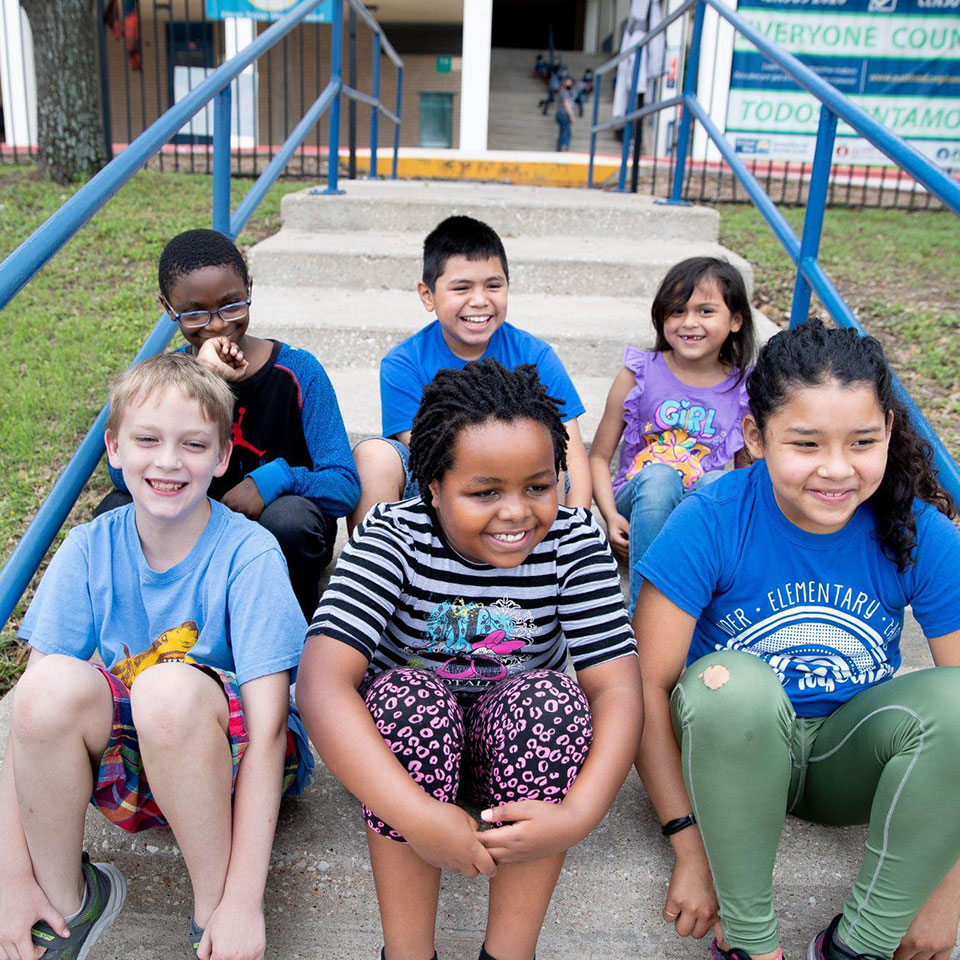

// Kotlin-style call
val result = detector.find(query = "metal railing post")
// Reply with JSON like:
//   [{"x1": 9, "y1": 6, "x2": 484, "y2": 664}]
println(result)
[
  {"x1": 392, "y1": 66, "x2": 403, "y2": 179},
  {"x1": 370, "y1": 32, "x2": 381, "y2": 179},
  {"x1": 617, "y1": 45, "x2": 642, "y2": 192},
  {"x1": 324, "y1": 0, "x2": 345, "y2": 194},
  {"x1": 669, "y1": 0, "x2": 705, "y2": 204},
  {"x1": 212, "y1": 86, "x2": 233, "y2": 234},
  {"x1": 790, "y1": 105, "x2": 837, "y2": 328},
  {"x1": 587, "y1": 74, "x2": 602, "y2": 188},
  {"x1": 348, "y1": 4, "x2": 357, "y2": 179}
]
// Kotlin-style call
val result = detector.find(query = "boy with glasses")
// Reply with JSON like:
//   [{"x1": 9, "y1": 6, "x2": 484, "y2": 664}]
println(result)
[{"x1": 96, "y1": 229, "x2": 359, "y2": 617}]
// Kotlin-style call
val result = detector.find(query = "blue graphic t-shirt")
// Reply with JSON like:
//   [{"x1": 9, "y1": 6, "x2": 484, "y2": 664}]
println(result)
[
  {"x1": 380, "y1": 320, "x2": 586, "y2": 438},
  {"x1": 638, "y1": 461, "x2": 960, "y2": 716},
  {"x1": 19, "y1": 500, "x2": 314, "y2": 790}
]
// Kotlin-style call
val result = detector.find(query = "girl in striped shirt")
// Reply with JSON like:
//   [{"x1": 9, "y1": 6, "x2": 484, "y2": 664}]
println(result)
[{"x1": 297, "y1": 359, "x2": 642, "y2": 960}]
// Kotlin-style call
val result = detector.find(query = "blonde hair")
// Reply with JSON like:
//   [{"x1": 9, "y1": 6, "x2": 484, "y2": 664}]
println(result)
[{"x1": 105, "y1": 352, "x2": 234, "y2": 447}]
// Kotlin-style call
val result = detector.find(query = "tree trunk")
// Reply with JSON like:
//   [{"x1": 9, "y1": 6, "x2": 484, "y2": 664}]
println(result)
[{"x1": 20, "y1": 0, "x2": 106, "y2": 184}]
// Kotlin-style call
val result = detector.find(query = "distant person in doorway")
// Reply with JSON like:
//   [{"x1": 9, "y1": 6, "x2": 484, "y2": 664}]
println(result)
[{"x1": 556, "y1": 77, "x2": 575, "y2": 151}]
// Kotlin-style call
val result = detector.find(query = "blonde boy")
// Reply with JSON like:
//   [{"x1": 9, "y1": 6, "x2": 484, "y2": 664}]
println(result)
[{"x1": 0, "y1": 353, "x2": 311, "y2": 960}]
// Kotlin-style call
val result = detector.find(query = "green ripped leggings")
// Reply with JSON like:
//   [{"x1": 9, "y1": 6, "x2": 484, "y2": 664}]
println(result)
[{"x1": 670, "y1": 650, "x2": 960, "y2": 958}]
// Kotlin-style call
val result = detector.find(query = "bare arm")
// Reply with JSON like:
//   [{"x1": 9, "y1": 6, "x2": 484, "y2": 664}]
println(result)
[
  {"x1": 201, "y1": 671, "x2": 290, "y2": 960},
  {"x1": 0, "y1": 649, "x2": 72, "y2": 957},
  {"x1": 563, "y1": 418, "x2": 593, "y2": 509},
  {"x1": 478, "y1": 654, "x2": 644, "y2": 862},
  {"x1": 633, "y1": 581, "x2": 719, "y2": 939},
  {"x1": 295, "y1": 636, "x2": 496, "y2": 877},
  {"x1": 588, "y1": 368, "x2": 634, "y2": 560}
]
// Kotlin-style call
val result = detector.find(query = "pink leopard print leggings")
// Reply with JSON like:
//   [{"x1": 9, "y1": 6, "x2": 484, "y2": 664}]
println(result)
[{"x1": 361, "y1": 667, "x2": 593, "y2": 841}]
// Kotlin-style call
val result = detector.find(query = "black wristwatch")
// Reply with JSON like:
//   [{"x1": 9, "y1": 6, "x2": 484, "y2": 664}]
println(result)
[{"x1": 661, "y1": 813, "x2": 697, "y2": 837}]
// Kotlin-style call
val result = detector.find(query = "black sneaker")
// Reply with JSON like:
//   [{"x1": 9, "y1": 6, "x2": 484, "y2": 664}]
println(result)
[
  {"x1": 712, "y1": 938, "x2": 783, "y2": 960},
  {"x1": 31, "y1": 852, "x2": 127, "y2": 959},
  {"x1": 808, "y1": 915, "x2": 885, "y2": 960}
]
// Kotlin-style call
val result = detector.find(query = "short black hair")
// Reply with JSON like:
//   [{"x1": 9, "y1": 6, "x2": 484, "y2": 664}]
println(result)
[
  {"x1": 421, "y1": 215, "x2": 509, "y2": 292},
  {"x1": 409, "y1": 359, "x2": 567, "y2": 506},
  {"x1": 158, "y1": 229, "x2": 250, "y2": 300}
]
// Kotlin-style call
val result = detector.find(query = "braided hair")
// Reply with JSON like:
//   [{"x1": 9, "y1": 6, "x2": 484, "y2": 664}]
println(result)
[
  {"x1": 409, "y1": 359, "x2": 568, "y2": 506},
  {"x1": 158, "y1": 229, "x2": 249, "y2": 300},
  {"x1": 747, "y1": 319, "x2": 955, "y2": 570}
]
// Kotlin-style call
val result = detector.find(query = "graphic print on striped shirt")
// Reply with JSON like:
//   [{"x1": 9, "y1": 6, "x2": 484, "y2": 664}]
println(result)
[{"x1": 309, "y1": 498, "x2": 636, "y2": 699}]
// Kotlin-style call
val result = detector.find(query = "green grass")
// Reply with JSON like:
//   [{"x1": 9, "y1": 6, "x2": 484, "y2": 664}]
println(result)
[
  {"x1": 0, "y1": 175, "x2": 958, "y2": 694},
  {"x1": 0, "y1": 165, "x2": 306, "y2": 692},
  {"x1": 715, "y1": 204, "x2": 960, "y2": 454}
]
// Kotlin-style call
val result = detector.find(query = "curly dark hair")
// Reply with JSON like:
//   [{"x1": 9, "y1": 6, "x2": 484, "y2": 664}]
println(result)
[
  {"x1": 409, "y1": 359, "x2": 568, "y2": 506},
  {"x1": 747, "y1": 318, "x2": 955, "y2": 570},
  {"x1": 158, "y1": 229, "x2": 250, "y2": 300},
  {"x1": 651, "y1": 257, "x2": 755, "y2": 382}
]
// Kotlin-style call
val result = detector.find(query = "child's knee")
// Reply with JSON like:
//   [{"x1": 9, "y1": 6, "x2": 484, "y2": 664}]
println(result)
[
  {"x1": 130, "y1": 663, "x2": 225, "y2": 746},
  {"x1": 673, "y1": 651, "x2": 792, "y2": 735},
  {"x1": 12, "y1": 655, "x2": 108, "y2": 741},
  {"x1": 364, "y1": 667, "x2": 460, "y2": 727},
  {"x1": 354, "y1": 439, "x2": 406, "y2": 494},
  {"x1": 632, "y1": 463, "x2": 685, "y2": 505}
]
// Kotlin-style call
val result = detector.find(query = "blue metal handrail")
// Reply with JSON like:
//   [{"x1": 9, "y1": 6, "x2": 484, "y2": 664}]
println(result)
[
  {"x1": 587, "y1": 0, "x2": 960, "y2": 503},
  {"x1": 0, "y1": 0, "x2": 403, "y2": 630}
]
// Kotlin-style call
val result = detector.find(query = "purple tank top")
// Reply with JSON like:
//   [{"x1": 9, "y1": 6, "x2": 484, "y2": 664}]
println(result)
[{"x1": 612, "y1": 348, "x2": 750, "y2": 495}]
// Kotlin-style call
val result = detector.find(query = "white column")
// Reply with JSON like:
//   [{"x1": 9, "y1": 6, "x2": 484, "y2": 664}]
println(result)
[
  {"x1": 458, "y1": 0, "x2": 492, "y2": 153},
  {"x1": 692, "y1": 0, "x2": 736, "y2": 164},
  {"x1": 224, "y1": 17, "x2": 257, "y2": 149},
  {"x1": 0, "y1": 0, "x2": 37, "y2": 148},
  {"x1": 584, "y1": 0, "x2": 599, "y2": 54}
]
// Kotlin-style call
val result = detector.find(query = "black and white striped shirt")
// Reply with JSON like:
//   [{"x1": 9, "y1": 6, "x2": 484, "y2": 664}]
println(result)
[{"x1": 309, "y1": 498, "x2": 636, "y2": 698}]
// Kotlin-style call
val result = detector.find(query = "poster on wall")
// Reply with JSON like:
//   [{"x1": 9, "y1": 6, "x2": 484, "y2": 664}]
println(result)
[
  {"x1": 205, "y1": 0, "x2": 331, "y2": 23},
  {"x1": 725, "y1": 0, "x2": 960, "y2": 170}
]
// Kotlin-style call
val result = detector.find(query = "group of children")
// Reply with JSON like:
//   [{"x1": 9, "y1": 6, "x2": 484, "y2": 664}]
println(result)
[{"x1": 1, "y1": 211, "x2": 959, "y2": 960}]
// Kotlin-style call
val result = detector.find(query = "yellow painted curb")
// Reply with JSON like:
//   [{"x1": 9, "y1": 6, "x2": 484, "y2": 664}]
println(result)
[{"x1": 350, "y1": 154, "x2": 622, "y2": 188}]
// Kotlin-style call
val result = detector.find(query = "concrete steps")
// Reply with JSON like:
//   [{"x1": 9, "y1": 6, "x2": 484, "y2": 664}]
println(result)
[
  {"x1": 488, "y1": 47, "x2": 620, "y2": 155},
  {"x1": 247, "y1": 179, "x2": 768, "y2": 457}
]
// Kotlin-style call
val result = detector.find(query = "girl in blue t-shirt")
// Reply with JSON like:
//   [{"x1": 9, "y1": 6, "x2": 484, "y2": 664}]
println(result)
[
  {"x1": 634, "y1": 320, "x2": 960, "y2": 960},
  {"x1": 589, "y1": 257, "x2": 756, "y2": 614}
]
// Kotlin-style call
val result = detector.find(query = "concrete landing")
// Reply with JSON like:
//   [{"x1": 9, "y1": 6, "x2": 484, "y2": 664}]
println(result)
[{"x1": 0, "y1": 618, "x2": 944, "y2": 959}]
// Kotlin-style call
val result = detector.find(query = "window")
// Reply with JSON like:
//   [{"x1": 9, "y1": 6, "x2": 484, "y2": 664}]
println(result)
[{"x1": 419, "y1": 92, "x2": 453, "y2": 148}]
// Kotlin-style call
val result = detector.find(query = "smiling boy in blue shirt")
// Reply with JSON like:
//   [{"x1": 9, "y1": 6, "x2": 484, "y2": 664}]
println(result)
[
  {"x1": 348, "y1": 215, "x2": 591, "y2": 530},
  {"x1": 0, "y1": 353, "x2": 311, "y2": 960}
]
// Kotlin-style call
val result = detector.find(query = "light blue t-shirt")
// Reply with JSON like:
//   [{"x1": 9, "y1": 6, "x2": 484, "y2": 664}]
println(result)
[
  {"x1": 19, "y1": 500, "x2": 313, "y2": 787},
  {"x1": 380, "y1": 320, "x2": 586, "y2": 438},
  {"x1": 639, "y1": 461, "x2": 960, "y2": 717}
]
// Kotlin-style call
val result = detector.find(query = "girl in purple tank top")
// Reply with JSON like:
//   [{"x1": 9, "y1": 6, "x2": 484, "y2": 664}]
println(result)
[{"x1": 589, "y1": 257, "x2": 757, "y2": 613}]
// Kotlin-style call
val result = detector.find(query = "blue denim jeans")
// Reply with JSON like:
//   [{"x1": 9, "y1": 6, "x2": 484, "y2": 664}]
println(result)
[
  {"x1": 614, "y1": 463, "x2": 725, "y2": 615},
  {"x1": 556, "y1": 111, "x2": 571, "y2": 151}
]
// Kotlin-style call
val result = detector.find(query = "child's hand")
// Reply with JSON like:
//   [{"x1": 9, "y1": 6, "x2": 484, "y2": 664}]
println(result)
[
  {"x1": 662, "y1": 853, "x2": 719, "y2": 939},
  {"x1": 0, "y1": 875, "x2": 68, "y2": 960},
  {"x1": 405, "y1": 802, "x2": 497, "y2": 878},
  {"x1": 221, "y1": 478, "x2": 265, "y2": 521},
  {"x1": 197, "y1": 900, "x2": 266, "y2": 960},
  {"x1": 605, "y1": 514, "x2": 630, "y2": 562},
  {"x1": 477, "y1": 800, "x2": 583, "y2": 863},
  {"x1": 197, "y1": 336, "x2": 249, "y2": 382}
]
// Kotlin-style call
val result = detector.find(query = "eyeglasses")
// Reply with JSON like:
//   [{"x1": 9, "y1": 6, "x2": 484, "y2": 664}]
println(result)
[{"x1": 162, "y1": 297, "x2": 251, "y2": 329}]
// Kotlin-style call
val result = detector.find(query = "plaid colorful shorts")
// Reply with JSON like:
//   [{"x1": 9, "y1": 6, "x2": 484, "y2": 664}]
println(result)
[{"x1": 92, "y1": 663, "x2": 302, "y2": 833}]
